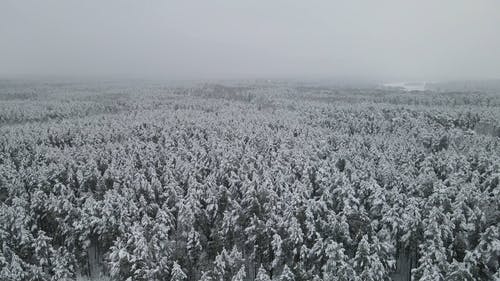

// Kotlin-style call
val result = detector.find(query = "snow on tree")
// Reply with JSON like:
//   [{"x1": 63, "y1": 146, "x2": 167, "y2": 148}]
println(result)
[
  {"x1": 255, "y1": 265, "x2": 271, "y2": 281},
  {"x1": 199, "y1": 270, "x2": 213, "y2": 281},
  {"x1": 413, "y1": 207, "x2": 452, "y2": 280},
  {"x1": 1, "y1": 82, "x2": 499, "y2": 280},
  {"x1": 170, "y1": 261, "x2": 187, "y2": 281},
  {"x1": 353, "y1": 235, "x2": 390, "y2": 281},
  {"x1": 231, "y1": 265, "x2": 246, "y2": 281},
  {"x1": 279, "y1": 264, "x2": 295, "y2": 281},
  {"x1": 322, "y1": 241, "x2": 356, "y2": 281},
  {"x1": 271, "y1": 233, "x2": 283, "y2": 269}
]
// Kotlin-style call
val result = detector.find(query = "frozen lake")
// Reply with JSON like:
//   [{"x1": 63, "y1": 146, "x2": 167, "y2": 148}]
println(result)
[{"x1": 383, "y1": 81, "x2": 427, "y2": 91}]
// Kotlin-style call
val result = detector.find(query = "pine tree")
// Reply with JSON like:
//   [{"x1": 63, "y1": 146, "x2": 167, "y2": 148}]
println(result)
[
  {"x1": 353, "y1": 235, "x2": 389, "y2": 281},
  {"x1": 471, "y1": 226, "x2": 500, "y2": 279},
  {"x1": 231, "y1": 265, "x2": 246, "y2": 281},
  {"x1": 278, "y1": 264, "x2": 295, "y2": 281},
  {"x1": 187, "y1": 227, "x2": 202, "y2": 263},
  {"x1": 51, "y1": 248, "x2": 74, "y2": 281},
  {"x1": 446, "y1": 260, "x2": 473, "y2": 280},
  {"x1": 271, "y1": 233, "x2": 283, "y2": 269},
  {"x1": 353, "y1": 235, "x2": 371, "y2": 271},
  {"x1": 413, "y1": 207, "x2": 450, "y2": 280},
  {"x1": 199, "y1": 271, "x2": 213, "y2": 281},
  {"x1": 213, "y1": 249, "x2": 227, "y2": 280},
  {"x1": 323, "y1": 241, "x2": 356, "y2": 279},
  {"x1": 255, "y1": 265, "x2": 271, "y2": 281},
  {"x1": 170, "y1": 261, "x2": 187, "y2": 281}
]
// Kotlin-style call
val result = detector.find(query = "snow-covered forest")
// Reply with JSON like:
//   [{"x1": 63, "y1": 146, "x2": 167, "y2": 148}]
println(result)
[{"x1": 0, "y1": 80, "x2": 499, "y2": 280}]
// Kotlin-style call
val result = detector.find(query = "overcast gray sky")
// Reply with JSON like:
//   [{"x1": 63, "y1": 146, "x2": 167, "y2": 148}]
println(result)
[{"x1": 1, "y1": 0, "x2": 499, "y2": 81}]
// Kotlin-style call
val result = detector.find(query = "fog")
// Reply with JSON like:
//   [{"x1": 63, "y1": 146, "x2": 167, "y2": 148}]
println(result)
[{"x1": 1, "y1": 0, "x2": 499, "y2": 81}]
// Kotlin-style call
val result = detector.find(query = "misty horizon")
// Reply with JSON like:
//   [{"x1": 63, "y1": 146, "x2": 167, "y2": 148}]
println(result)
[{"x1": 1, "y1": 1, "x2": 500, "y2": 81}]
